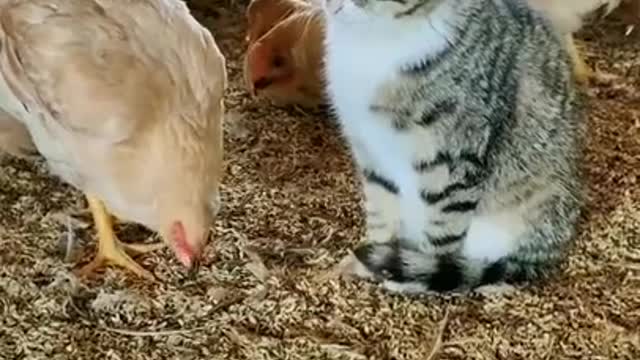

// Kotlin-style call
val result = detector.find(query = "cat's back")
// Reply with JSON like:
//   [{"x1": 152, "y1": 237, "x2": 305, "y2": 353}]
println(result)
[{"x1": 369, "y1": 0, "x2": 578, "y2": 123}]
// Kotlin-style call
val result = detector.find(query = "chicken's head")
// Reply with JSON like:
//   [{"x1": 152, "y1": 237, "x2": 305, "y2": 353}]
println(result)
[
  {"x1": 245, "y1": 36, "x2": 297, "y2": 96},
  {"x1": 151, "y1": 89, "x2": 225, "y2": 268},
  {"x1": 123, "y1": 37, "x2": 227, "y2": 270},
  {"x1": 243, "y1": 10, "x2": 326, "y2": 107},
  {"x1": 160, "y1": 201, "x2": 217, "y2": 269},
  {"x1": 146, "y1": 116, "x2": 223, "y2": 270}
]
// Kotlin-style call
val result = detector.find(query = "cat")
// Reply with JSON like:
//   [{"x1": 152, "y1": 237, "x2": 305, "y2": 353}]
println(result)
[{"x1": 322, "y1": 0, "x2": 586, "y2": 294}]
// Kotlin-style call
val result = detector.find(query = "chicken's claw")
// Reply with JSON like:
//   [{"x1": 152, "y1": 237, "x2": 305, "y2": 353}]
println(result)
[
  {"x1": 120, "y1": 242, "x2": 167, "y2": 255},
  {"x1": 568, "y1": 35, "x2": 620, "y2": 85},
  {"x1": 74, "y1": 194, "x2": 163, "y2": 281}
]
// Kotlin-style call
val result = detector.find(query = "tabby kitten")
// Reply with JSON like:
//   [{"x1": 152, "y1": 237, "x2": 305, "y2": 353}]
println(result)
[{"x1": 322, "y1": 0, "x2": 585, "y2": 294}]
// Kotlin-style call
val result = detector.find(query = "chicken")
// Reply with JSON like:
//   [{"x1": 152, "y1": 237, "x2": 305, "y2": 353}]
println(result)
[
  {"x1": 0, "y1": 0, "x2": 226, "y2": 280},
  {"x1": 243, "y1": 0, "x2": 326, "y2": 107},
  {"x1": 527, "y1": 0, "x2": 633, "y2": 83}
]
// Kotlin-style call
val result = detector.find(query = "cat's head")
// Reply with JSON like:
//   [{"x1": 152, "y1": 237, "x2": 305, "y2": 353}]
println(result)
[{"x1": 324, "y1": 0, "x2": 446, "y2": 20}]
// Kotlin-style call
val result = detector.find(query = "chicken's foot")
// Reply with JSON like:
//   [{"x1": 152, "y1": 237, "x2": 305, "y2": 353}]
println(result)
[
  {"x1": 568, "y1": 35, "x2": 619, "y2": 85},
  {"x1": 74, "y1": 193, "x2": 165, "y2": 281},
  {"x1": 567, "y1": 35, "x2": 593, "y2": 84}
]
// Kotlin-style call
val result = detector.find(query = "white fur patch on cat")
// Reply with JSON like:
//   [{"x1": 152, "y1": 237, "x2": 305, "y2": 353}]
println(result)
[{"x1": 463, "y1": 215, "x2": 521, "y2": 263}]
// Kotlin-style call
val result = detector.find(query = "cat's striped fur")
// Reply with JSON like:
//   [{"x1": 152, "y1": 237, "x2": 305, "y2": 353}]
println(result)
[{"x1": 323, "y1": 0, "x2": 585, "y2": 293}]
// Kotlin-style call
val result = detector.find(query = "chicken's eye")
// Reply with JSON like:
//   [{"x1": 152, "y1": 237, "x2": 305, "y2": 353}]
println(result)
[{"x1": 272, "y1": 55, "x2": 285, "y2": 68}]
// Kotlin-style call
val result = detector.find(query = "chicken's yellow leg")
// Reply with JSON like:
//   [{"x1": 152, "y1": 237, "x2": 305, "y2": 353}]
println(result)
[
  {"x1": 75, "y1": 194, "x2": 165, "y2": 280},
  {"x1": 567, "y1": 35, "x2": 593, "y2": 84},
  {"x1": 568, "y1": 35, "x2": 618, "y2": 84}
]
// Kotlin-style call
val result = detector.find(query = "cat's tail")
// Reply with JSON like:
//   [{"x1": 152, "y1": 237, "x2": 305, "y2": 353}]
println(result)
[{"x1": 349, "y1": 241, "x2": 547, "y2": 294}]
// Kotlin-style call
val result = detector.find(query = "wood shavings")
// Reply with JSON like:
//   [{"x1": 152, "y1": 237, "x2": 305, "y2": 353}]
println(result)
[
  {"x1": 425, "y1": 308, "x2": 450, "y2": 360},
  {"x1": 243, "y1": 247, "x2": 270, "y2": 283},
  {"x1": 101, "y1": 325, "x2": 207, "y2": 337},
  {"x1": 46, "y1": 211, "x2": 90, "y2": 230},
  {"x1": 0, "y1": 0, "x2": 639, "y2": 359}
]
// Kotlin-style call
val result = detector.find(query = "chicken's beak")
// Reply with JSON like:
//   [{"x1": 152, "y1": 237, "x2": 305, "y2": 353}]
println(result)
[
  {"x1": 252, "y1": 77, "x2": 273, "y2": 94},
  {"x1": 183, "y1": 228, "x2": 212, "y2": 278},
  {"x1": 168, "y1": 220, "x2": 211, "y2": 271},
  {"x1": 186, "y1": 255, "x2": 201, "y2": 278}
]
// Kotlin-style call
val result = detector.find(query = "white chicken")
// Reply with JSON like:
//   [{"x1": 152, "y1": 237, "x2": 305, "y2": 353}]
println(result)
[{"x1": 0, "y1": 0, "x2": 227, "y2": 280}]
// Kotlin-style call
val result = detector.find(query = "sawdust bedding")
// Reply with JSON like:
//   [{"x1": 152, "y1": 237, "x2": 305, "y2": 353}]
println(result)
[{"x1": 0, "y1": 1, "x2": 638, "y2": 359}]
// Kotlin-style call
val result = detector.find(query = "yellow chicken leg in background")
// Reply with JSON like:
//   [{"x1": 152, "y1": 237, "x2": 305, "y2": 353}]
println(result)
[
  {"x1": 567, "y1": 35, "x2": 619, "y2": 84},
  {"x1": 567, "y1": 35, "x2": 593, "y2": 84},
  {"x1": 75, "y1": 194, "x2": 166, "y2": 280}
]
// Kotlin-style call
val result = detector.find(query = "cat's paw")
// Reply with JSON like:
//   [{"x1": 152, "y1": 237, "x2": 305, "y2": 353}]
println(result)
[
  {"x1": 472, "y1": 282, "x2": 517, "y2": 297},
  {"x1": 313, "y1": 247, "x2": 384, "y2": 284},
  {"x1": 337, "y1": 251, "x2": 379, "y2": 281},
  {"x1": 381, "y1": 280, "x2": 433, "y2": 295}
]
